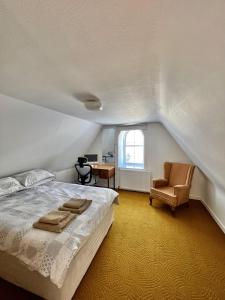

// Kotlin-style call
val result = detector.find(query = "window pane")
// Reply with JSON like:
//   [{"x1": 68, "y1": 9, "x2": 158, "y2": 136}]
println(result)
[
  {"x1": 126, "y1": 130, "x2": 144, "y2": 146},
  {"x1": 134, "y1": 146, "x2": 144, "y2": 163},
  {"x1": 125, "y1": 146, "x2": 135, "y2": 163},
  {"x1": 125, "y1": 146, "x2": 144, "y2": 164},
  {"x1": 126, "y1": 130, "x2": 135, "y2": 145},
  {"x1": 134, "y1": 130, "x2": 144, "y2": 145}
]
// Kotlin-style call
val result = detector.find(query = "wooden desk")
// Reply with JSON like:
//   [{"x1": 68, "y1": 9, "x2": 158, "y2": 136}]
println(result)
[{"x1": 91, "y1": 164, "x2": 115, "y2": 189}]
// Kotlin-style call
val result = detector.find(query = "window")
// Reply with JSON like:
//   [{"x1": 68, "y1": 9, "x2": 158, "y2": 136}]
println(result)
[{"x1": 118, "y1": 129, "x2": 144, "y2": 169}]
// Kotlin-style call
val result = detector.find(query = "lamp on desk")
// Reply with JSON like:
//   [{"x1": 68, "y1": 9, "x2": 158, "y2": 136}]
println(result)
[{"x1": 102, "y1": 152, "x2": 114, "y2": 163}]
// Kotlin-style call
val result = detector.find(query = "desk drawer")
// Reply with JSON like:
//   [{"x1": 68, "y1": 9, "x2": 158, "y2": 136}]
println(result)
[
  {"x1": 92, "y1": 169, "x2": 109, "y2": 178},
  {"x1": 99, "y1": 169, "x2": 115, "y2": 179},
  {"x1": 92, "y1": 169, "x2": 99, "y2": 176}
]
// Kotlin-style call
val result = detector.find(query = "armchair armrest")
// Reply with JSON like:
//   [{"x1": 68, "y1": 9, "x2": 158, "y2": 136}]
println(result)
[
  {"x1": 152, "y1": 178, "x2": 168, "y2": 188},
  {"x1": 174, "y1": 185, "x2": 189, "y2": 191},
  {"x1": 174, "y1": 185, "x2": 190, "y2": 204}
]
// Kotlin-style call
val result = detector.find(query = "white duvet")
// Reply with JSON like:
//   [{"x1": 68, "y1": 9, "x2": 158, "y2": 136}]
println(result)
[{"x1": 0, "y1": 181, "x2": 118, "y2": 287}]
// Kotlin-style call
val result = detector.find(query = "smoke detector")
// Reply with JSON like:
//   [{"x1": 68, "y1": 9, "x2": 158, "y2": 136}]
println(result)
[{"x1": 84, "y1": 98, "x2": 103, "y2": 111}]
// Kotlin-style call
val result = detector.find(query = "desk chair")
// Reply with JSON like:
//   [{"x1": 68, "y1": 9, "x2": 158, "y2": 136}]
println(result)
[{"x1": 75, "y1": 157, "x2": 96, "y2": 186}]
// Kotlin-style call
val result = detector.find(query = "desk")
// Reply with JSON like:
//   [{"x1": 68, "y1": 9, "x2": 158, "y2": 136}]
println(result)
[{"x1": 91, "y1": 164, "x2": 115, "y2": 189}]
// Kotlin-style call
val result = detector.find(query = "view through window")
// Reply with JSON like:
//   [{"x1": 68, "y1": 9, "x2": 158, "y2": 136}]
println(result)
[{"x1": 118, "y1": 129, "x2": 144, "y2": 169}]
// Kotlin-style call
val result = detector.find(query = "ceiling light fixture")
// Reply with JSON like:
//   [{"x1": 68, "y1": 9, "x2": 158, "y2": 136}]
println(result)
[{"x1": 84, "y1": 98, "x2": 103, "y2": 111}]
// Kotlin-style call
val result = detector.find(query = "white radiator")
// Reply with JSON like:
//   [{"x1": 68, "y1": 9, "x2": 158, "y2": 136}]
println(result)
[{"x1": 118, "y1": 169, "x2": 151, "y2": 192}]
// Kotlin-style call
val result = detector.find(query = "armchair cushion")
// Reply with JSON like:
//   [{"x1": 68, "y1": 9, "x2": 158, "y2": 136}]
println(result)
[{"x1": 151, "y1": 186, "x2": 176, "y2": 206}]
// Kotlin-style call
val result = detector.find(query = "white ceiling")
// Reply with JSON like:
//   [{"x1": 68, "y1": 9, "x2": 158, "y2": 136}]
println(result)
[
  {"x1": 0, "y1": 0, "x2": 161, "y2": 125},
  {"x1": 1, "y1": 1, "x2": 225, "y2": 127}
]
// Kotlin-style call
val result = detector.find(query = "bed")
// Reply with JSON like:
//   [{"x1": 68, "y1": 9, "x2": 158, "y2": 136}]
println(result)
[{"x1": 0, "y1": 180, "x2": 118, "y2": 300}]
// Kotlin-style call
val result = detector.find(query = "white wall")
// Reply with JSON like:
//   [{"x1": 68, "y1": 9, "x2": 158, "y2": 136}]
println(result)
[
  {"x1": 87, "y1": 123, "x2": 206, "y2": 196},
  {"x1": 55, "y1": 168, "x2": 76, "y2": 183},
  {"x1": 102, "y1": 128, "x2": 115, "y2": 163},
  {"x1": 203, "y1": 181, "x2": 225, "y2": 232},
  {"x1": 0, "y1": 94, "x2": 101, "y2": 179},
  {"x1": 85, "y1": 130, "x2": 103, "y2": 163},
  {"x1": 86, "y1": 127, "x2": 116, "y2": 164},
  {"x1": 147, "y1": 123, "x2": 206, "y2": 198}
]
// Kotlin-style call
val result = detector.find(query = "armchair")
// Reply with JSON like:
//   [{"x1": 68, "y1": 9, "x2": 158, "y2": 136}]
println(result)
[{"x1": 150, "y1": 162, "x2": 195, "y2": 215}]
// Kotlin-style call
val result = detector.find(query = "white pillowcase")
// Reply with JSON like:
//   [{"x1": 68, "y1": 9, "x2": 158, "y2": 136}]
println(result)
[
  {"x1": 14, "y1": 169, "x2": 55, "y2": 187},
  {"x1": 0, "y1": 177, "x2": 24, "y2": 197},
  {"x1": 30, "y1": 177, "x2": 55, "y2": 187}
]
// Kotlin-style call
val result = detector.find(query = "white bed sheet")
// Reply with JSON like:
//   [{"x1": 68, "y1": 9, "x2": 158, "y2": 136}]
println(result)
[
  {"x1": 0, "y1": 206, "x2": 114, "y2": 300},
  {"x1": 0, "y1": 181, "x2": 118, "y2": 288}
]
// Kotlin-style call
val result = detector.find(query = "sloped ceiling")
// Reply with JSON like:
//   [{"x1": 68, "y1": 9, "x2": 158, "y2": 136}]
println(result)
[
  {"x1": 0, "y1": 93, "x2": 101, "y2": 177},
  {"x1": 158, "y1": 1, "x2": 225, "y2": 192},
  {"x1": 0, "y1": 0, "x2": 160, "y2": 124},
  {"x1": 0, "y1": 1, "x2": 225, "y2": 189}
]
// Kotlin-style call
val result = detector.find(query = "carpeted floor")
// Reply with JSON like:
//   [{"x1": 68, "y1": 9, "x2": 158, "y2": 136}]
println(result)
[{"x1": 1, "y1": 190, "x2": 225, "y2": 299}]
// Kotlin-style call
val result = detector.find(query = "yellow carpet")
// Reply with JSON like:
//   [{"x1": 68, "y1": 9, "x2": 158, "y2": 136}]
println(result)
[
  {"x1": 73, "y1": 190, "x2": 225, "y2": 300},
  {"x1": 1, "y1": 190, "x2": 225, "y2": 299}
]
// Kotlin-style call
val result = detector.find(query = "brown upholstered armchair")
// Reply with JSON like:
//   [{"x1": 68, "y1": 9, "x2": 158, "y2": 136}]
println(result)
[{"x1": 150, "y1": 162, "x2": 195, "y2": 215}]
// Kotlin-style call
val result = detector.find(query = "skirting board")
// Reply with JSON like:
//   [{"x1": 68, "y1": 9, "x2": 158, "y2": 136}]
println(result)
[
  {"x1": 200, "y1": 199, "x2": 225, "y2": 234},
  {"x1": 118, "y1": 187, "x2": 149, "y2": 193},
  {"x1": 184, "y1": 194, "x2": 225, "y2": 234},
  {"x1": 189, "y1": 194, "x2": 201, "y2": 201}
]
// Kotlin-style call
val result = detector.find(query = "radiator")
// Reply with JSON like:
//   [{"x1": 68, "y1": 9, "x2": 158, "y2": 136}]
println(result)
[{"x1": 118, "y1": 169, "x2": 151, "y2": 192}]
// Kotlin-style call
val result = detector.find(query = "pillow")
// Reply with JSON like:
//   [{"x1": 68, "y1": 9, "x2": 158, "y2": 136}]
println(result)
[
  {"x1": 14, "y1": 169, "x2": 55, "y2": 187},
  {"x1": 0, "y1": 177, "x2": 24, "y2": 197},
  {"x1": 30, "y1": 177, "x2": 55, "y2": 187}
]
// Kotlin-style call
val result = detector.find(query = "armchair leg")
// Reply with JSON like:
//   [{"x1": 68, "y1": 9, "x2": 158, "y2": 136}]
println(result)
[
  {"x1": 171, "y1": 206, "x2": 176, "y2": 216},
  {"x1": 149, "y1": 195, "x2": 153, "y2": 206}
]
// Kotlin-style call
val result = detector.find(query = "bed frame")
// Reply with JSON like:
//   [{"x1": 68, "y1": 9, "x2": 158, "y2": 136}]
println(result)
[{"x1": 0, "y1": 206, "x2": 114, "y2": 300}]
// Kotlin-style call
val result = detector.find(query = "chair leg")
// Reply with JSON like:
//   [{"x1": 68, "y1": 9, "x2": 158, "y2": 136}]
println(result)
[
  {"x1": 149, "y1": 195, "x2": 153, "y2": 205},
  {"x1": 171, "y1": 206, "x2": 176, "y2": 216}
]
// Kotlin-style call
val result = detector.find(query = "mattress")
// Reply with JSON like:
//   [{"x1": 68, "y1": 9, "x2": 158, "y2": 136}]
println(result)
[
  {"x1": 0, "y1": 205, "x2": 114, "y2": 300},
  {"x1": 0, "y1": 181, "x2": 118, "y2": 288}
]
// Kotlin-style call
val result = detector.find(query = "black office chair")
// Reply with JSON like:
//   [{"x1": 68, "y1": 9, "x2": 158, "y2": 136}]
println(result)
[{"x1": 75, "y1": 157, "x2": 96, "y2": 185}]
